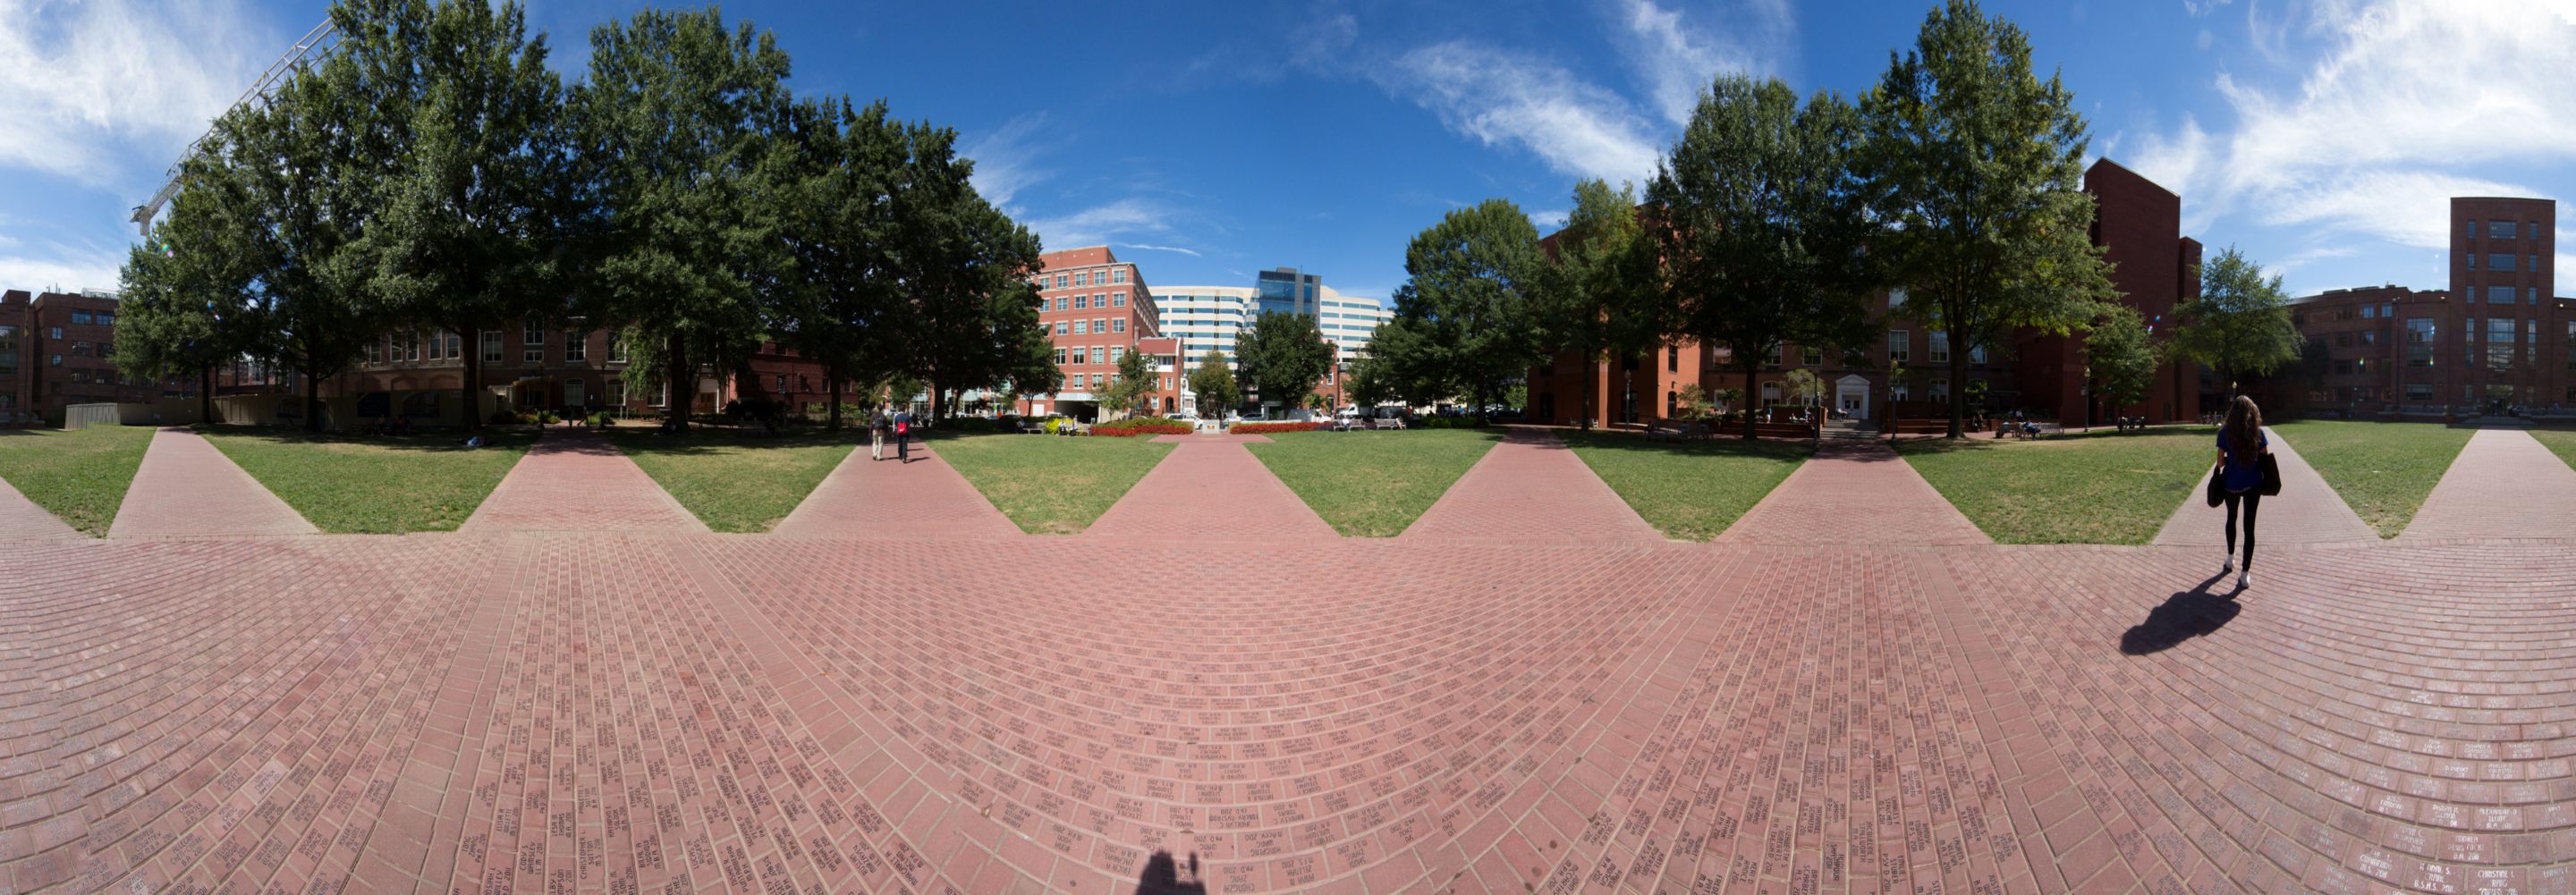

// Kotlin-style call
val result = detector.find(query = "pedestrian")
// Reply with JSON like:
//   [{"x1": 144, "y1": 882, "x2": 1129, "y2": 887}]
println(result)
[
  {"x1": 2214, "y1": 394, "x2": 2269, "y2": 591},
  {"x1": 894, "y1": 409, "x2": 912, "y2": 462},
  {"x1": 869, "y1": 409, "x2": 890, "y2": 461}
]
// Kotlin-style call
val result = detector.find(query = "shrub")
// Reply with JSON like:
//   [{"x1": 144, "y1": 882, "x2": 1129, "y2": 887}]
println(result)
[
  {"x1": 1233, "y1": 421, "x2": 1322, "y2": 435},
  {"x1": 1093, "y1": 417, "x2": 1192, "y2": 436}
]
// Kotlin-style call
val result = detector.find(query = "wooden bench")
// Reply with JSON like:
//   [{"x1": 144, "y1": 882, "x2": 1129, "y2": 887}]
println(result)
[
  {"x1": 1885, "y1": 418, "x2": 1952, "y2": 435},
  {"x1": 1647, "y1": 418, "x2": 1710, "y2": 441}
]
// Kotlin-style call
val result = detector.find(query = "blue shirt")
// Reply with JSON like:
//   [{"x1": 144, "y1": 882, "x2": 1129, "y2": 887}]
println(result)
[{"x1": 2218, "y1": 426, "x2": 2268, "y2": 493}]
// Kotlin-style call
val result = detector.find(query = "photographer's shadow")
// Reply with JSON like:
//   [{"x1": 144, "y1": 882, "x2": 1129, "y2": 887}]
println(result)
[{"x1": 2120, "y1": 572, "x2": 2242, "y2": 655}]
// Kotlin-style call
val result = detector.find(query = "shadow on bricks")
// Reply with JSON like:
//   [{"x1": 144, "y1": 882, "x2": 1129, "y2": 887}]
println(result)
[{"x1": 2119, "y1": 571, "x2": 2244, "y2": 654}]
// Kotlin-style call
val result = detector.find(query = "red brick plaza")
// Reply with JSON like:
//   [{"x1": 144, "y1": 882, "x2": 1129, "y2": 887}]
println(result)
[{"x1": 3, "y1": 427, "x2": 2572, "y2": 894}]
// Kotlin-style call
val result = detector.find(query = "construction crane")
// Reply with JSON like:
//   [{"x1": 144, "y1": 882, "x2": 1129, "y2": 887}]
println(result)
[{"x1": 130, "y1": 18, "x2": 340, "y2": 236}]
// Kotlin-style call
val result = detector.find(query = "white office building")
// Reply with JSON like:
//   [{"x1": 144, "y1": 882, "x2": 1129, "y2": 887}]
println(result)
[{"x1": 1149, "y1": 268, "x2": 1392, "y2": 368}]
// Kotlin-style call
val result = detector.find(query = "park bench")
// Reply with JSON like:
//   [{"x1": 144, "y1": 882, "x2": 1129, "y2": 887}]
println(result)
[{"x1": 1646, "y1": 418, "x2": 1709, "y2": 441}]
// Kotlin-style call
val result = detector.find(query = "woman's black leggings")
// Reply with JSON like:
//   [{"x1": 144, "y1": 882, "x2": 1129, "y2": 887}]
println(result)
[{"x1": 2224, "y1": 491, "x2": 2259, "y2": 570}]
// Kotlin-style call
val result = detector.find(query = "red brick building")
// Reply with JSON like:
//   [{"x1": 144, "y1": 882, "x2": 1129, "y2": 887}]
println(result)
[
  {"x1": 0, "y1": 290, "x2": 194, "y2": 422},
  {"x1": 2283, "y1": 197, "x2": 2571, "y2": 416},
  {"x1": 1530, "y1": 158, "x2": 2194, "y2": 428},
  {"x1": 1015, "y1": 246, "x2": 1183, "y2": 419}
]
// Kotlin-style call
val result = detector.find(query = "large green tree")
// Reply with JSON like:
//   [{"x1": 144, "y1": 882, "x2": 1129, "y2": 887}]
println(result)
[
  {"x1": 885, "y1": 122, "x2": 1052, "y2": 422},
  {"x1": 1386, "y1": 199, "x2": 1547, "y2": 418},
  {"x1": 116, "y1": 220, "x2": 255, "y2": 424},
  {"x1": 1860, "y1": 0, "x2": 2114, "y2": 436},
  {"x1": 1233, "y1": 311, "x2": 1335, "y2": 411},
  {"x1": 1187, "y1": 349, "x2": 1238, "y2": 419},
  {"x1": 2172, "y1": 246, "x2": 2301, "y2": 400},
  {"x1": 345, "y1": 0, "x2": 571, "y2": 431},
  {"x1": 1095, "y1": 346, "x2": 1157, "y2": 420},
  {"x1": 1652, "y1": 75, "x2": 1880, "y2": 440},
  {"x1": 775, "y1": 97, "x2": 911, "y2": 430},
  {"x1": 2084, "y1": 304, "x2": 2163, "y2": 418},
  {"x1": 571, "y1": 7, "x2": 793, "y2": 430},
  {"x1": 1535, "y1": 178, "x2": 1665, "y2": 429}
]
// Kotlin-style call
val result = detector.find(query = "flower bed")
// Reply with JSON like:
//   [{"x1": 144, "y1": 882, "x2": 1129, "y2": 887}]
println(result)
[
  {"x1": 1233, "y1": 421, "x2": 1322, "y2": 435},
  {"x1": 1091, "y1": 417, "x2": 1194, "y2": 437}
]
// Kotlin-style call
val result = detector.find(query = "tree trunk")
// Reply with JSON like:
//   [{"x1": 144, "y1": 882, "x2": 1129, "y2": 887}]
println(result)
[
  {"x1": 1741, "y1": 358, "x2": 1762, "y2": 440},
  {"x1": 1948, "y1": 342, "x2": 1969, "y2": 438},
  {"x1": 199, "y1": 362, "x2": 215, "y2": 425},
  {"x1": 665, "y1": 333, "x2": 690, "y2": 432},
  {"x1": 460, "y1": 326, "x2": 481, "y2": 432},
  {"x1": 1582, "y1": 353, "x2": 1597, "y2": 430},
  {"x1": 303, "y1": 367, "x2": 324, "y2": 433},
  {"x1": 827, "y1": 368, "x2": 843, "y2": 432}
]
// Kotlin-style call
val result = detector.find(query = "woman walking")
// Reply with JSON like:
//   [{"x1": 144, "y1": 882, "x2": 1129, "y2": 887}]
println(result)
[
  {"x1": 2215, "y1": 395, "x2": 2269, "y2": 590},
  {"x1": 869, "y1": 410, "x2": 890, "y2": 461}
]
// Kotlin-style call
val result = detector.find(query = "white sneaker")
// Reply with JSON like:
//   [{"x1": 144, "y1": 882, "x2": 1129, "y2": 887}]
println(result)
[
  {"x1": 2237, "y1": 571, "x2": 2251, "y2": 590},
  {"x1": 2222, "y1": 555, "x2": 2235, "y2": 574}
]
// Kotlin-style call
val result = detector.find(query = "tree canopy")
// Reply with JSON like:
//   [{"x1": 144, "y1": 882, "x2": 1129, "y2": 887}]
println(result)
[
  {"x1": 1186, "y1": 349, "x2": 1238, "y2": 418},
  {"x1": 2173, "y1": 246, "x2": 2302, "y2": 398},
  {"x1": 1233, "y1": 311, "x2": 1335, "y2": 411},
  {"x1": 1860, "y1": 0, "x2": 2114, "y2": 436},
  {"x1": 2084, "y1": 304, "x2": 2163, "y2": 414},
  {"x1": 1534, "y1": 178, "x2": 1664, "y2": 428},
  {"x1": 1384, "y1": 199, "x2": 1546, "y2": 417}
]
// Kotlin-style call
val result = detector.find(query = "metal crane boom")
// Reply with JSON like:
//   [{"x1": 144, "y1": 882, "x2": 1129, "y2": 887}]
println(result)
[{"x1": 130, "y1": 18, "x2": 340, "y2": 235}]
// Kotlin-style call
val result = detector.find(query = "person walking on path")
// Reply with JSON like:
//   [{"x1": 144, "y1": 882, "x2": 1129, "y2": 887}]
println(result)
[
  {"x1": 870, "y1": 410, "x2": 890, "y2": 461},
  {"x1": 894, "y1": 410, "x2": 913, "y2": 462},
  {"x1": 2215, "y1": 395, "x2": 2269, "y2": 591}
]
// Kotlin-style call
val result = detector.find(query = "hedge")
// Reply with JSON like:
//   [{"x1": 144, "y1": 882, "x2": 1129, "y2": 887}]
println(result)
[
  {"x1": 1233, "y1": 421, "x2": 1322, "y2": 435},
  {"x1": 1092, "y1": 417, "x2": 1194, "y2": 437}
]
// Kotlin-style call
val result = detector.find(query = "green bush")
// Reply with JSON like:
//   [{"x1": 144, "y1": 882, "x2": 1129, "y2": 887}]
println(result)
[
  {"x1": 1093, "y1": 417, "x2": 1191, "y2": 436},
  {"x1": 1234, "y1": 421, "x2": 1322, "y2": 435}
]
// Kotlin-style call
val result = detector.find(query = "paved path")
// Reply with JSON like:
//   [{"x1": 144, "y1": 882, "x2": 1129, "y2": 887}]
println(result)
[
  {"x1": 1085, "y1": 441, "x2": 1335, "y2": 540},
  {"x1": 2153, "y1": 426, "x2": 2378, "y2": 548},
  {"x1": 458, "y1": 430, "x2": 708, "y2": 534},
  {"x1": 1719, "y1": 440, "x2": 1989, "y2": 545},
  {"x1": 773, "y1": 443, "x2": 1019, "y2": 539},
  {"x1": 2401, "y1": 428, "x2": 2576, "y2": 542},
  {"x1": 1401, "y1": 427, "x2": 1659, "y2": 544},
  {"x1": 0, "y1": 473, "x2": 79, "y2": 539},
  {"x1": 106, "y1": 428, "x2": 317, "y2": 539}
]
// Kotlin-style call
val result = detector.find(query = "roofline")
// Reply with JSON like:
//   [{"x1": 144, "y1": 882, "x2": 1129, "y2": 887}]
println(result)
[{"x1": 2084, "y1": 157, "x2": 2181, "y2": 201}]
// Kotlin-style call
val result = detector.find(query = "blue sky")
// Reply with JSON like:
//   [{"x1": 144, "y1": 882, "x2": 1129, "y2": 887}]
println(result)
[{"x1": 4, "y1": 0, "x2": 2572, "y2": 307}]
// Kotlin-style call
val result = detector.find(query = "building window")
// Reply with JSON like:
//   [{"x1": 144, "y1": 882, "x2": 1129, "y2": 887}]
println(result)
[
  {"x1": 1114, "y1": 268, "x2": 1128, "y2": 283},
  {"x1": 2469, "y1": 255, "x2": 2479, "y2": 272},
  {"x1": 1760, "y1": 381, "x2": 1781, "y2": 403},
  {"x1": 607, "y1": 334, "x2": 626, "y2": 363},
  {"x1": 2488, "y1": 286, "x2": 2514, "y2": 304},
  {"x1": 483, "y1": 331, "x2": 503, "y2": 362},
  {"x1": 50, "y1": 354, "x2": 62, "y2": 367},
  {"x1": 1113, "y1": 292, "x2": 1127, "y2": 307},
  {"x1": 1055, "y1": 322, "x2": 1068, "y2": 335},
  {"x1": 1089, "y1": 373, "x2": 1103, "y2": 389},
  {"x1": 2529, "y1": 288, "x2": 2539, "y2": 305},
  {"x1": 2406, "y1": 383, "x2": 2434, "y2": 402},
  {"x1": 2360, "y1": 330, "x2": 2377, "y2": 346},
  {"x1": 1112, "y1": 318, "x2": 1126, "y2": 333},
  {"x1": 444, "y1": 331, "x2": 462, "y2": 359},
  {"x1": 1093, "y1": 318, "x2": 1106, "y2": 334},
  {"x1": 1802, "y1": 346, "x2": 1822, "y2": 367},
  {"x1": 1667, "y1": 346, "x2": 1679, "y2": 373},
  {"x1": 95, "y1": 312, "x2": 113, "y2": 326},
  {"x1": 1073, "y1": 320, "x2": 1088, "y2": 334},
  {"x1": 70, "y1": 341, "x2": 89, "y2": 357},
  {"x1": 2490, "y1": 253, "x2": 2516, "y2": 272},
  {"x1": 1074, "y1": 294, "x2": 1089, "y2": 309},
  {"x1": 70, "y1": 310, "x2": 92, "y2": 325},
  {"x1": 2489, "y1": 220, "x2": 2516, "y2": 239},
  {"x1": 1089, "y1": 346, "x2": 1105, "y2": 364},
  {"x1": 775, "y1": 375, "x2": 787, "y2": 394},
  {"x1": 1109, "y1": 346, "x2": 1124, "y2": 363},
  {"x1": 1053, "y1": 347, "x2": 1067, "y2": 365},
  {"x1": 1886, "y1": 289, "x2": 1905, "y2": 309},
  {"x1": 1931, "y1": 378, "x2": 1949, "y2": 401},
  {"x1": 607, "y1": 380, "x2": 626, "y2": 407},
  {"x1": 365, "y1": 340, "x2": 382, "y2": 365},
  {"x1": 1055, "y1": 274, "x2": 1068, "y2": 288},
  {"x1": 1886, "y1": 330, "x2": 1909, "y2": 365},
  {"x1": 49, "y1": 327, "x2": 61, "y2": 340},
  {"x1": 1054, "y1": 297, "x2": 1068, "y2": 311},
  {"x1": 1929, "y1": 332, "x2": 1950, "y2": 364},
  {"x1": 564, "y1": 331, "x2": 586, "y2": 362}
]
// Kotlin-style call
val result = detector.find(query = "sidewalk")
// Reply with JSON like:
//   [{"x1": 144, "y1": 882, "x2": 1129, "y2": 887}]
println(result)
[
  {"x1": 1717, "y1": 440, "x2": 1988, "y2": 545},
  {"x1": 2399, "y1": 427, "x2": 2576, "y2": 541},
  {"x1": 0, "y1": 473, "x2": 79, "y2": 539},
  {"x1": 458, "y1": 429, "x2": 708, "y2": 534},
  {"x1": 2152, "y1": 426, "x2": 2377, "y2": 547},
  {"x1": 1401, "y1": 427, "x2": 1659, "y2": 544},
  {"x1": 772, "y1": 442, "x2": 1019, "y2": 538},
  {"x1": 1085, "y1": 440, "x2": 1335, "y2": 540},
  {"x1": 106, "y1": 427, "x2": 317, "y2": 539}
]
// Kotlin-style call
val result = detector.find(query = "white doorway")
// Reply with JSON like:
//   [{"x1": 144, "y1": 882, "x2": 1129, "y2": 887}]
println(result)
[{"x1": 1836, "y1": 374, "x2": 1869, "y2": 420}]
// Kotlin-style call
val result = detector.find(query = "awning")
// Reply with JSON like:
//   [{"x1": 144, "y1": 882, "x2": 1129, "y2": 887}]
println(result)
[{"x1": 1054, "y1": 393, "x2": 1095, "y2": 401}]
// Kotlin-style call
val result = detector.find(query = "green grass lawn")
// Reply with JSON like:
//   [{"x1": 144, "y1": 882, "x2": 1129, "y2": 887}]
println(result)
[
  {"x1": 1559, "y1": 431, "x2": 1809, "y2": 541},
  {"x1": 928, "y1": 431, "x2": 1174, "y2": 534},
  {"x1": 203, "y1": 428, "x2": 538, "y2": 533},
  {"x1": 2268, "y1": 419, "x2": 2471, "y2": 538},
  {"x1": 0, "y1": 426, "x2": 156, "y2": 536},
  {"x1": 1895, "y1": 427, "x2": 2217, "y2": 545},
  {"x1": 2530, "y1": 428, "x2": 2576, "y2": 473},
  {"x1": 1244, "y1": 429, "x2": 1504, "y2": 536},
  {"x1": 604, "y1": 426, "x2": 862, "y2": 532}
]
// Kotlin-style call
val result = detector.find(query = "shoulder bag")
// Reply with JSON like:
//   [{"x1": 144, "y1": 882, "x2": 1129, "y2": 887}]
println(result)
[
  {"x1": 2258, "y1": 452, "x2": 2283, "y2": 496},
  {"x1": 2204, "y1": 462, "x2": 2224, "y2": 508}
]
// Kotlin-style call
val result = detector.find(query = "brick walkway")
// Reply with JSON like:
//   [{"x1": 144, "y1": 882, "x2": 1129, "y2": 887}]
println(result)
[
  {"x1": 106, "y1": 427, "x2": 318, "y2": 539},
  {"x1": 1401, "y1": 427, "x2": 1659, "y2": 544},
  {"x1": 2401, "y1": 428, "x2": 2576, "y2": 542},
  {"x1": 0, "y1": 473, "x2": 79, "y2": 539},
  {"x1": 2154, "y1": 426, "x2": 2378, "y2": 548},
  {"x1": 1085, "y1": 441, "x2": 1335, "y2": 541},
  {"x1": 1719, "y1": 440, "x2": 1989, "y2": 545},
  {"x1": 6, "y1": 427, "x2": 2574, "y2": 893},
  {"x1": 459, "y1": 430, "x2": 708, "y2": 534},
  {"x1": 773, "y1": 443, "x2": 1019, "y2": 539}
]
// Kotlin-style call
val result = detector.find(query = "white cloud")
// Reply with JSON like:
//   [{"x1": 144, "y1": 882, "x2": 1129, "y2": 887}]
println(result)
[
  {"x1": 0, "y1": 0, "x2": 268, "y2": 182},
  {"x1": 1375, "y1": 40, "x2": 1662, "y2": 184},
  {"x1": 2132, "y1": 0, "x2": 2576, "y2": 262},
  {"x1": 1117, "y1": 243, "x2": 1201, "y2": 257},
  {"x1": 1527, "y1": 208, "x2": 1570, "y2": 229},
  {"x1": 1028, "y1": 198, "x2": 1177, "y2": 249},
  {"x1": 1612, "y1": 0, "x2": 1792, "y2": 127},
  {"x1": 2184, "y1": 0, "x2": 2235, "y2": 14},
  {"x1": 963, "y1": 113, "x2": 1053, "y2": 212},
  {"x1": 0, "y1": 248, "x2": 125, "y2": 295}
]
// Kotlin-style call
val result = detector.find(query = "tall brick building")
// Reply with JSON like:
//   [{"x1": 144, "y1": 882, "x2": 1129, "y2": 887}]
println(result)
[
  {"x1": 1015, "y1": 246, "x2": 1182, "y2": 419},
  {"x1": 0, "y1": 290, "x2": 192, "y2": 422},
  {"x1": 1530, "y1": 158, "x2": 2199, "y2": 428},
  {"x1": 2286, "y1": 197, "x2": 2570, "y2": 416}
]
